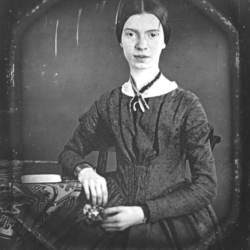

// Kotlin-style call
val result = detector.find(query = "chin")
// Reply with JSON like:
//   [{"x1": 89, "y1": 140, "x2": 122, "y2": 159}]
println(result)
[{"x1": 132, "y1": 62, "x2": 153, "y2": 70}]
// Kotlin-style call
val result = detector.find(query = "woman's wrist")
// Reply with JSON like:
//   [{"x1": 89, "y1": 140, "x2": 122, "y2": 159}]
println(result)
[
  {"x1": 74, "y1": 162, "x2": 93, "y2": 178},
  {"x1": 139, "y1": 204, "x2": 150, "y2": 223},
  {"x1": 132, "y1": 205, "x2": 149, "y2": 225},
  {"x1": 130, "y1": 206, "x2": 145, "y2": 225}
]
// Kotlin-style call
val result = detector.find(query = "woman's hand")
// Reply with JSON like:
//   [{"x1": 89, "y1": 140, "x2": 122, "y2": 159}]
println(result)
[
  {"x1": 101, "y1": 206, "x2": 145, "y2": 232},
  {"x1": 78, "y1": 168, "x2": 108, "y2": 206}
]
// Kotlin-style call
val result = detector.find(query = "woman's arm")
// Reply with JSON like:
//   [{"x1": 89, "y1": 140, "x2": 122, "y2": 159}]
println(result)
[
  {"x1": 58, "y1": 103, "x2": 99, "y2": 177},
  {"x1": 59, "y1": 97, "x2": 113, "y2": 176},
  {"x1": 145, "y1": 97, "x2": 217, "y2": 223},
  {"x1": 58, "y1": 96, "x2": 113, "y2": 205}
]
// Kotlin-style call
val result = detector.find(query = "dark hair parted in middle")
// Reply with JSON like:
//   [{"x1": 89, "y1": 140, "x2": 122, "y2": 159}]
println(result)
[{"x1": 115, "y1": 0, "x2": 171, "y2": 45}]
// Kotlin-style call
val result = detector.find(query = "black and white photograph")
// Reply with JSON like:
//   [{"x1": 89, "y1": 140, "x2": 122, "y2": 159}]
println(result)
[{"x1": 0, "y1": 0, "x2": 249, "y2": 249}]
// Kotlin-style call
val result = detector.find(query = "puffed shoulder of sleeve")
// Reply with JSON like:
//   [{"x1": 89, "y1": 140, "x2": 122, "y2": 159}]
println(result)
[
  {"x1": 79, "y1": 89, "x2": 116, "y2": 122},
  {"x1": 180, "y1": 89, "x2": 201, "y2": 107}
]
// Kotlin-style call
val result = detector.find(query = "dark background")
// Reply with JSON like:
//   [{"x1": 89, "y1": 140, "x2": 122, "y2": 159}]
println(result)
[{"x1": 0, "y1": 0, "x2": 249, "y2": 249}]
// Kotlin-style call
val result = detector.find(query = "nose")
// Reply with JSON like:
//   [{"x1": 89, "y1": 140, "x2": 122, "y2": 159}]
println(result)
[{"x1": 135, "y1": 35, "x2": 148, "y2": 51}]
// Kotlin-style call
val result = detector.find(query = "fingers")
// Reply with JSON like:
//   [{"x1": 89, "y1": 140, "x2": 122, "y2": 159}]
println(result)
[
  {"x1": 102, "y1": 206, "x2": 139, "y2": 232},
  {"x1": 95, "y1": 182, "x2": 103, "y2": 206},
  {"x1": 103, "y1": 214, "x2": 119, "y2": 223},
  {"x1": 83, "y1": 181, "x2": 90, "y2": 201},
  {"x1": 94, "y1": 177, "x2": 108, "y2": 206},
  {"x1": 101, "y1": 180, "x2": 108, "y2": 206},
  {"x1": 102, "y1": 224, "x2": 122, "y2": 232},
  {"x1": 101, "y1": 211, "x2": 124, "y2": 232},
  {"x1": 79, "y1": 169, "x2": 108, "y2": 206},
  {"x1": 101, "y1": 214, "x2": 120, "y2": 231},
  {"x1": 103, "y1": 227, "x2": 119, "y2": 232},
  {"x1": 89, "y1": 180, "x2": 97, "y2": 205},
  {"x1": 103, "y1": 206, "x2": 122, "y2": 215},
  {"x1": 101, "y1": 220, "x2": 121, "y2": 231}
]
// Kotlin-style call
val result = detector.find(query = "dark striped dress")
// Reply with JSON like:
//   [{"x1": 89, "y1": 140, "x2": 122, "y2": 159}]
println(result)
[{"x1": 58, "y1": 87, "x2": 222, "y2": 250}]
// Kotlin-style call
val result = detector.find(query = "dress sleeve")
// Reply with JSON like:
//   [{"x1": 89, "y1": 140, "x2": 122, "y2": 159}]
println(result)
[
  {"x1": 58, "y1": 97, "x2": 113, "y2": 177},
  {"x1": 145, "y1": 97, "x2": 217, "y2": 222}
]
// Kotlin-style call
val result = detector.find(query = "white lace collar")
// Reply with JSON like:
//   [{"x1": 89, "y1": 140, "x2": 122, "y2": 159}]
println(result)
[{"x1": 121, "y1": 74, "x2": 178, "y2": 98}]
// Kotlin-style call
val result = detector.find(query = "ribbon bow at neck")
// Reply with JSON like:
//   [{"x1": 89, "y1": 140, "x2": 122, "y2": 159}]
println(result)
[{"x1": 129, "y1": 71, "x2": 161, "y2": 113}]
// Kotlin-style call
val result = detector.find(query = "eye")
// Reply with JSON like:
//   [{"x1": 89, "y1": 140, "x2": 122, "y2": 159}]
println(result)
[
  {"x1": 148, "y1": 31, "x2": 159, "y2": 39},
  {"x1": 125, "y1": 31, "x2": 135, "y2": 38}
]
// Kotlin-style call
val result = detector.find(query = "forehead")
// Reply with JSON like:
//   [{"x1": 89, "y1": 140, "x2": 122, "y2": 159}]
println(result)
[{"x1": 123, "y1": 13, "x2": 162, "y2": 31}]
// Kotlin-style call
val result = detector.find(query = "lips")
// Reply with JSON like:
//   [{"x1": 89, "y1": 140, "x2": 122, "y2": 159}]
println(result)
[
  {"x1": 134, "y1": 55, "x2": 150, "y2": 58},
  {"x1": 134, "y1": 55, "x2": 150, "y2": 61}
]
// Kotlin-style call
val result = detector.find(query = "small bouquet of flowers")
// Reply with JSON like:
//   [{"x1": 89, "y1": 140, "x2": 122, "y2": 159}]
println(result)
[{"x1": 82, "y1": 204, "x2": 105, "y2": 225}]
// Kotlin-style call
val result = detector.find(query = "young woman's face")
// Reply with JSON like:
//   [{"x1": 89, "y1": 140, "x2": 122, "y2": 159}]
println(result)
[{"x1": 121, "y1": 13, "x2": 166, "y2": 71}]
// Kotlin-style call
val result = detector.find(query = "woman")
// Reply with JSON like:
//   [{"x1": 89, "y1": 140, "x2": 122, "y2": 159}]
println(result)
[{"x1": 58, "y1": 0, "x2": 222, "y2": 249}]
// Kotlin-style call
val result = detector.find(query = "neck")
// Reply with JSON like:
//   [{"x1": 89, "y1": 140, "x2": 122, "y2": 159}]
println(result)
[{"x1": 130, "y1": 67, "x2": 160, "y2": 89}]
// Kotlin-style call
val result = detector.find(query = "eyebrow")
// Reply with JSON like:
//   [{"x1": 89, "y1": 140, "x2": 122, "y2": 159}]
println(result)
[{"x1": 123, "y1": 28, "x2": 160, "y2": 32}]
